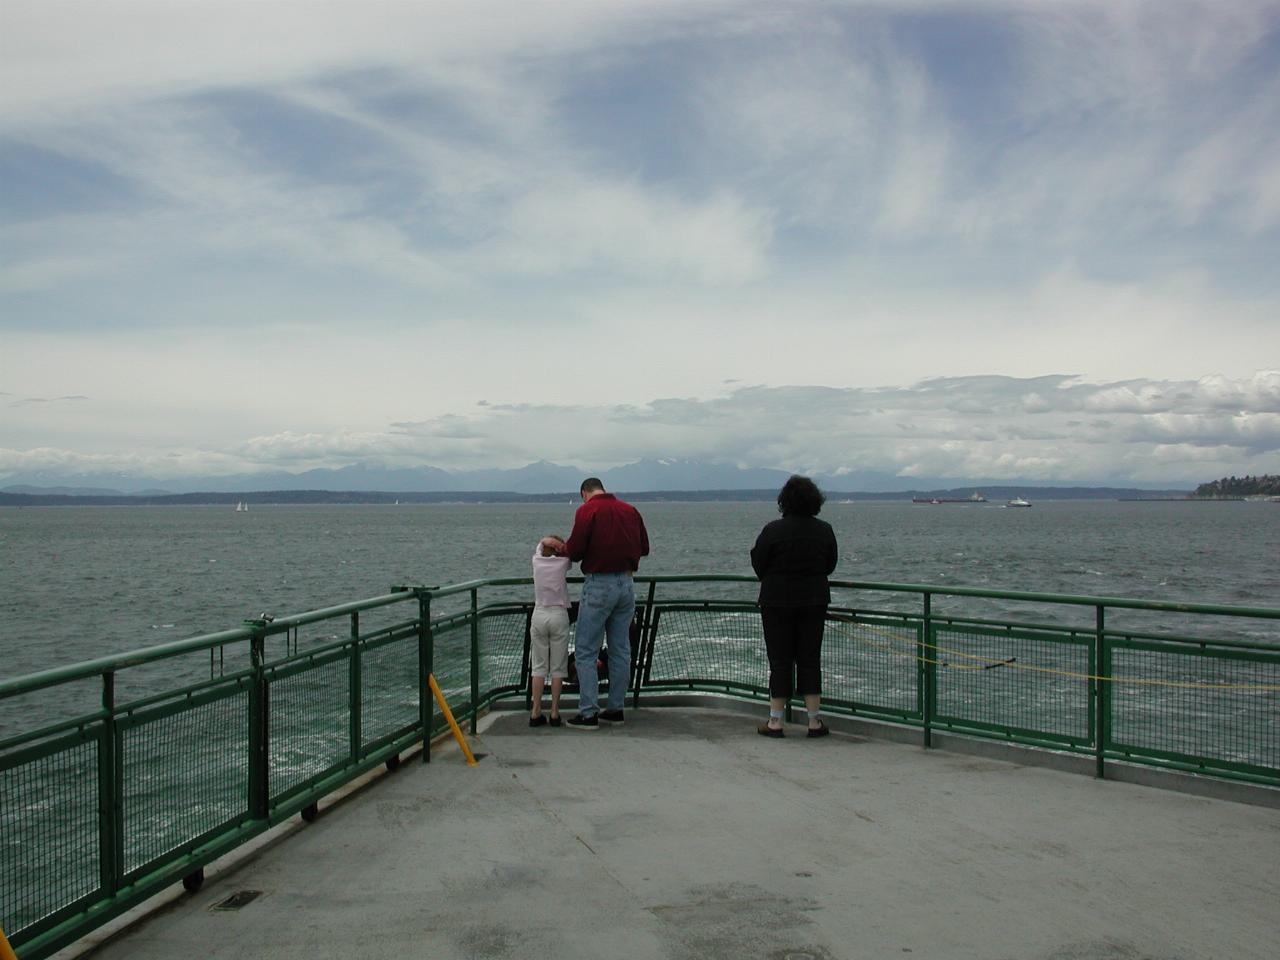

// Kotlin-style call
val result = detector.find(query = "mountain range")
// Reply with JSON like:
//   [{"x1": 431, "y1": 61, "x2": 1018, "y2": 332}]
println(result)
[{"x1": 0, "y1": 458, "x2": 1190, "y2": 497}]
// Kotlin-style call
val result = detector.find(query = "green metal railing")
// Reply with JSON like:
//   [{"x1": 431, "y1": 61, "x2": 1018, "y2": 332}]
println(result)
[{"x1": 2, "y1": 576, "x2": 1277, "y2": 958}]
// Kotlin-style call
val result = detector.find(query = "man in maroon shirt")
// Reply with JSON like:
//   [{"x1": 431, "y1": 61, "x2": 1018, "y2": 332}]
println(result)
[{"x1": 558, "y1": 478, "x2": 649, "y2": 729}]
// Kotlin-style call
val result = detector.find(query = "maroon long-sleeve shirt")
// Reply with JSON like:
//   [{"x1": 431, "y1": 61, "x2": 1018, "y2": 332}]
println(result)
[{"x1": 563, "y1": 493, "x2": 650, "y2": 573}]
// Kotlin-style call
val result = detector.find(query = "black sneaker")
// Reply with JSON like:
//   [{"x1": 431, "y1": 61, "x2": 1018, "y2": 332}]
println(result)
[
  {"x1": 566, "y1": 713, "x2": 599, "y2": 730},
  {"x1": 598, "y1": 709, "x2": 625, "y2": 724},
  {"x1": 529, "y1": 714, "x2": 548, "y2": 728}
]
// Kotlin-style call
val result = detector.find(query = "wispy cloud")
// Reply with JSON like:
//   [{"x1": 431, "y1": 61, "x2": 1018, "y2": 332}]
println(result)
[{"x1": 7, "y1": 1, "x2": 1277, "y2": 295}]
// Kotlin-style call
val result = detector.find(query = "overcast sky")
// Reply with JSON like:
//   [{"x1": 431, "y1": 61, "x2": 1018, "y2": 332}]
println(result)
[{"x1": 2, "y1": 0, "x2": 1278, "y2": 486}]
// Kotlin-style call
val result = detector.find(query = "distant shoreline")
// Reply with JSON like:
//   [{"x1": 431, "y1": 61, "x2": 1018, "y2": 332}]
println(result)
[{"x1": 0, "y1": 486, "x2": 1195, "y2": 507}]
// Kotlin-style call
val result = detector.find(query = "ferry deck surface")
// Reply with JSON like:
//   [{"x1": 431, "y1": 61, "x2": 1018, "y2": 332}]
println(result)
[{"x1": 64, "y1": 705, "x2": 1279, "y2": 960}]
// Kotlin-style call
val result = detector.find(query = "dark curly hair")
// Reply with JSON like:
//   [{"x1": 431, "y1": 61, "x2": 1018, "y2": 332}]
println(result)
[{"x1": 776, "y1": 475, "x2": 825, "y2": 517}]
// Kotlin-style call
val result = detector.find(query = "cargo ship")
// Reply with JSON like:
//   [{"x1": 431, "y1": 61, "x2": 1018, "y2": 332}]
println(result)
[{"x1": 911, "y1": 491, "x2": 987, "y2": 503}]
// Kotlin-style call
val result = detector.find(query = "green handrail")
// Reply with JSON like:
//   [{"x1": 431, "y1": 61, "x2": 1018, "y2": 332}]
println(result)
[
  {"x1": 825, "y1": 578, "x2": 1280, "y2": 619},
  {"x1": 0, "y1": 592, "x2": 420, "y2": 699},
  {"x1": 0, "y1": 627, "x2": 255, "y2": 698},
  {"x1": 2, "y1": 575, "x2": 1276, "y2": 960}
]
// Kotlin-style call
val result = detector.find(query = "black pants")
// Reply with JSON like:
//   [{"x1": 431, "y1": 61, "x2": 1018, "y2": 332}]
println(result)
[{"x1": 761, "y1": 604, "x2": 827, "y2": 699}]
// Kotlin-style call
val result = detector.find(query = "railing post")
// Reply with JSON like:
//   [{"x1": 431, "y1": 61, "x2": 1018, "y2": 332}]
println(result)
[
  {"x1": 349, "y1": 611, "x2": 361, "y2": 764},
  {"x1": 1095, "y1": 604, "x2": 1107, "y2": 779},
  {"x1": 418, "y1": 590, "x2": 434, "y2": 763},
  {"x1": 245, "y1": 623, "x2": 269, "y2": 820},
  {"x1": 470, "y1": 587, "x2": 480, "y2": 734},
  {"x1": 523, "y1": 605, "x2": 534, "y2": 714},
  {"x1": 97, "y1": 670, "x2": 122, "y2": 898},
  {"x1": 921, "y1": 592, "x2": 934, "y2": 749}
]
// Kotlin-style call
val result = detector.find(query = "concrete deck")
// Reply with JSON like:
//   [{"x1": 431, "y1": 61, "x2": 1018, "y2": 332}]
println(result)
[{"x1": 74, "y1": 706, "x2": 1278, "y2": 960}]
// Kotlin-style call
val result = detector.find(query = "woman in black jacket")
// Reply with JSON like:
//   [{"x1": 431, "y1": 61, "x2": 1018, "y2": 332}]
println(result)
[{"x1": 750, "y1": 475, "x2": 838, "y2": 738}]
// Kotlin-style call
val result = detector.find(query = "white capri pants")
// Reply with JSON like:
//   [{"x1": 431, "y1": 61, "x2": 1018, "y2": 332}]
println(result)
[{"x1": 530, "y1": 605, "x2": 570, "y2": 679}]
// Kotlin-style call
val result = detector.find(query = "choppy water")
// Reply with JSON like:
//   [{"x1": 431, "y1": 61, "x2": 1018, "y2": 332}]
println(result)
[
  {"x1": 2, "y1": 500, "x2": 1277, "y2": 683},
  {"x1": 1, "y1": 500, "x2": 1277, "y2": 925}
]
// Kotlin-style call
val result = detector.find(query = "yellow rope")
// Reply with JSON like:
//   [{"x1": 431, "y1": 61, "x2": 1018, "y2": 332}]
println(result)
[{"x1": 841, "y1": 621, "x2": 1280, "y2": 691}]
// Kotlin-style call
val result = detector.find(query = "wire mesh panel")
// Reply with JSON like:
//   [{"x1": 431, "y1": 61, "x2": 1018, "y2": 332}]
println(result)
[
  {"x1": 267, "y1": 654, "x2": 350, "y2": 802},
  {"x1": 431, "y1": 620, "x2": 473, "y2": 727},
  {"x1": 1109, "y1": 641, "x2": 1280, "y2": 777},
  {"x1": 932, "y1": 624, "x2": 1092, "y2": 745},
  {"x1": 479, "y1": 610, "x2": 528, "y2": 699},
  {"x1": 360, "y1": 633, "x2": 419, "y2": 748},
  {"x1": 823, "y1": 615, "x2": 920, "y2": 718},
  {"x1": 0, "y1": 735, "x2": 100, "y2": 939},
  {"x1": 645, "y1": 607, "x2": 767, "y2": 692},
  {"x1": 120, "y1": 686, "x2": 250, "y2": 874}
]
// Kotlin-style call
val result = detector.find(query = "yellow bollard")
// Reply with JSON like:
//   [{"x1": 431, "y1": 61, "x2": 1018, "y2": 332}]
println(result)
[
  {"x1": 0, "y1": 925, "x2": 17, "y2": 960},
  {"x1": 427, "y1": 674, "x2": 478, "y2": 767}
]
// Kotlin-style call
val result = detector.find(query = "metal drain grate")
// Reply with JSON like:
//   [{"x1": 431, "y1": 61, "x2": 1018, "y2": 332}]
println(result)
[{"x1": 212, "y1": 890, "x2": 263, "y2": 911}]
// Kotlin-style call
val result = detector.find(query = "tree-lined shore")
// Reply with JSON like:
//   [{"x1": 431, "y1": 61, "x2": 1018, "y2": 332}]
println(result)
[{"x1": 1193, "y1": 475, "x2": 1280, "y2": 498}]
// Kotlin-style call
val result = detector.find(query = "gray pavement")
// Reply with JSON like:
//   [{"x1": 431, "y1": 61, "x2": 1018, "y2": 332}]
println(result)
[{"x1": 77, "y1": 706, "x2": 1279, "y2": 960}]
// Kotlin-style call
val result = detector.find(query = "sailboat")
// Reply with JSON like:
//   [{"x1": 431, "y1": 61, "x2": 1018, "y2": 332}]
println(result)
[{"x1": 235, "y1": 501, "x2": 247, "y2": 512}]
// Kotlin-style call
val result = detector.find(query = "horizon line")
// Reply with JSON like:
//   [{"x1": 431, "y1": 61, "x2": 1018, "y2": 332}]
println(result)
[{"x1": 0, "y1": 483, "x2": 1201, "y2": 506}]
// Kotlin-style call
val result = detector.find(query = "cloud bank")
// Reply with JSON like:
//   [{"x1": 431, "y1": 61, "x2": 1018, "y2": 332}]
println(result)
[{"x1": 3, "y1": 372, "x2": 1277, "y2": 486}]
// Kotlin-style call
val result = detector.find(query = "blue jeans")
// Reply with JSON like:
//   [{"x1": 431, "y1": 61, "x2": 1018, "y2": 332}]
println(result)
[{"x1": 574, "y1": 572, "x2": 635, "y2": 716}]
